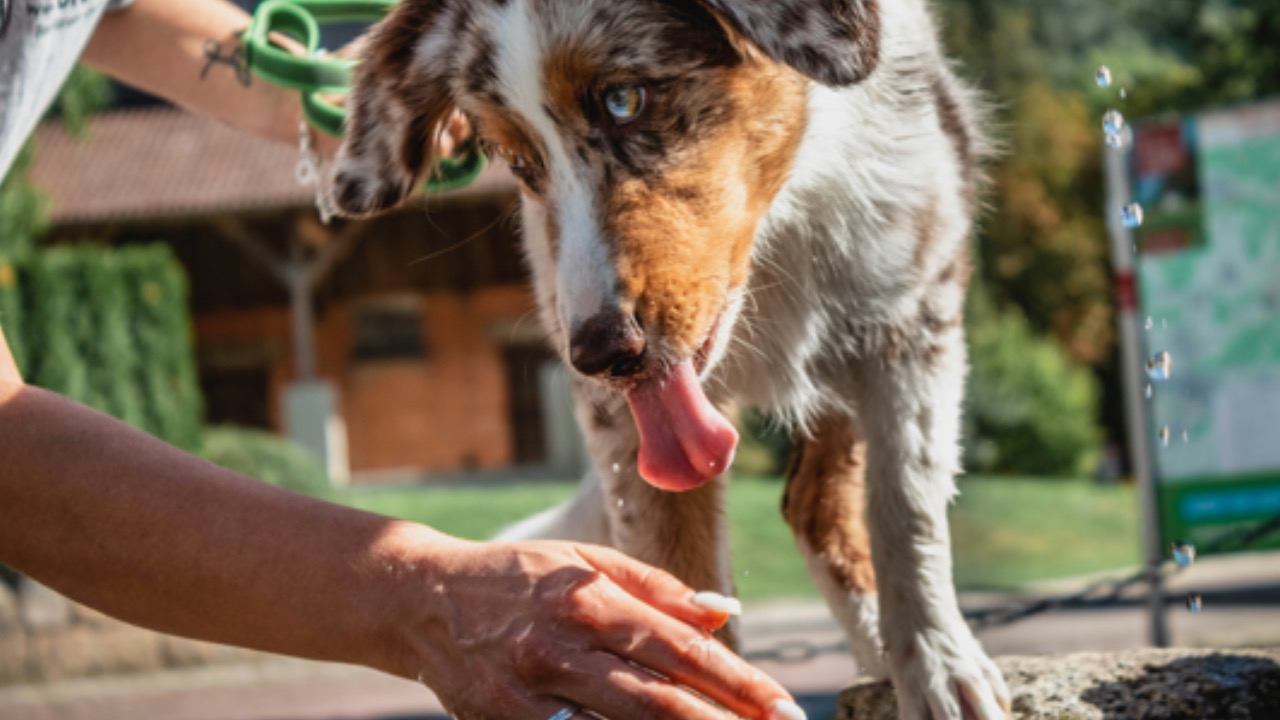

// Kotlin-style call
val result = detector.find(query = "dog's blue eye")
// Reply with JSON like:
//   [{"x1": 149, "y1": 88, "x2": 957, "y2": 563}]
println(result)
[{"x1": 603, "y1": 85, "x2": 646, "y2": 124}]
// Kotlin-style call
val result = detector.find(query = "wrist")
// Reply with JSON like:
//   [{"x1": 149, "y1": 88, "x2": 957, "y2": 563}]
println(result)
[{"x1": 364, "y1": 522, "x2": 474, "y2": 680}]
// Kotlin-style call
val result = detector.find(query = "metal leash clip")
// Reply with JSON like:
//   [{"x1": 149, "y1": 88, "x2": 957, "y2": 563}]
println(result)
[{"x1": 241, "y1": 0, "x2": 485, "y2": 194}]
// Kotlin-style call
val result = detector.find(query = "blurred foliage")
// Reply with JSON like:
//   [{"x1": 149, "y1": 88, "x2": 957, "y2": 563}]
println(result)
[
  {"x1": 932, "y1": 0, "x2": 1280, "y2": 473},
  {"x1": 733, "y1": 409, "x2": 792, "y2": 477},
  {"x1": 937, "y1": 0, "x2": 1280, "y2": 366},
  {"x1": 5, "y1": 245, "x2": 204, "y2": 451},
  {"x1": 201, "y1": 426, "x2": 333, "y2": 499},
  {"x1": 0, "y1": 144, "x2": 50, "y2": 261},
  {"x1": 964, "y1": 283, "x2": 1102, "y2": 476},
  {"x1": 0, "y1": 66, "x2": 112, "y2": 259}
]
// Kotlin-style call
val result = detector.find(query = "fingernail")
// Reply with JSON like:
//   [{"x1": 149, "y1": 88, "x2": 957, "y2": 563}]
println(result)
[
  {"x1": 691, "y1": 591, "x2": 742, "y2": 616},
  {"x1": 770, "y1": 699, "x2": 807, "y2": 720}
]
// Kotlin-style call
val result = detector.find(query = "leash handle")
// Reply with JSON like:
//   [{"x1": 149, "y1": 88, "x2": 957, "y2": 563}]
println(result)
[{"x1": 242, "y1": 0, "x2": 485, "y2": 193}]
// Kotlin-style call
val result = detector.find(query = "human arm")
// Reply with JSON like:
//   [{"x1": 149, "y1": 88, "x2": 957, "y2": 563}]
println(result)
[
  {"x1": 81, "y1": 0, "x2": 336, "y2": 155},
  {"x1": 0, "y1": 324, "x2": 800, "y2": 720}
]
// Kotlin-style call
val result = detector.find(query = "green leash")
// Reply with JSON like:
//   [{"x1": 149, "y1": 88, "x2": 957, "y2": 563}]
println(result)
[{"x1": 241, "y1": 0, "x2": 485, "y2": 194}]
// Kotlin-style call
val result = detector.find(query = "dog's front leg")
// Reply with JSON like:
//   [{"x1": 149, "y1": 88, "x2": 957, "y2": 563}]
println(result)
[
  {"x1": 576, "y1": 387, "x2": 738, "y2": 650},
  {"x1": 782, "y1": 414, "x2": 886, "y2": 680},
  {"x1": 852, "y1": 338, "x2": 1010, "y2": 720}
]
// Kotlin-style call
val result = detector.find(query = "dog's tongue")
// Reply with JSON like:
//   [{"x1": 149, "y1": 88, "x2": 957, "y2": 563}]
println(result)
[{"x1": 625, "y1": 360, "x2": 738, "y2": 492}]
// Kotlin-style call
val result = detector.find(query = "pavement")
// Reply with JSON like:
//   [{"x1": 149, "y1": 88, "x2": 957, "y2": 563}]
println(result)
[{"x1": 3, "y1": 551, "x2": 1279, "y2": 720}]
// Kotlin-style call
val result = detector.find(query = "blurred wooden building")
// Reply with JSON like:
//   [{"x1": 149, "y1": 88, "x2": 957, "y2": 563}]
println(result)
[{"x1": 29, "y1": 107, "x2": 585, "y2": 483}]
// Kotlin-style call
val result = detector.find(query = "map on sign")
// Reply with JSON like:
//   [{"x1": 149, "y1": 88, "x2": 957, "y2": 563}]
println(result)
[{"x1": 1131, "y1": 99, "x2": 1280, "y2": 552}]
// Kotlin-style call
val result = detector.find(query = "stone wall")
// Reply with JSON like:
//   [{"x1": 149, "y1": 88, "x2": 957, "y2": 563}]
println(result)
[
  {"x1": 839, "y1": 647, "x2": 1280, "y2": 720},
  {"x1": 0, "y1": 578, "x2": 259, "y2": 686}
]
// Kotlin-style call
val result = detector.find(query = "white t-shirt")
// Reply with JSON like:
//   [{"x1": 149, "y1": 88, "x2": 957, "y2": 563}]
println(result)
[{"x1": 0, "y1": 0, "x2": 134, "y2": 182}]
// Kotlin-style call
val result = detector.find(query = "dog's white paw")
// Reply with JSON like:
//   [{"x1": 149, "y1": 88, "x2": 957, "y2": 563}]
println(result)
[{"x1": 887, "y1": 624, "x2": 1010, "y2": 720}]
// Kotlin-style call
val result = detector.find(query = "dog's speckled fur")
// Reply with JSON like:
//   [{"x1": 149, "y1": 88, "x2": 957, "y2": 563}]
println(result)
[{"x1": 332, "y1": 1, "x2": 1010, "y2": 718}]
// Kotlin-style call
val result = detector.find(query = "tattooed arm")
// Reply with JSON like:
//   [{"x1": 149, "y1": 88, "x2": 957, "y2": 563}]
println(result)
[{"x1": 81, "y1": 0, "x2": 340, "y2": 156}]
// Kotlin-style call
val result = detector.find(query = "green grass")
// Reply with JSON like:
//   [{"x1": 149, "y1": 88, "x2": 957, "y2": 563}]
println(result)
[
  {"x1": 949, "y1": 476, "x2": 1141, "y2": 589},
  {"x1": 334, "y1": 476, "x2": 1140, "y2": 600}
]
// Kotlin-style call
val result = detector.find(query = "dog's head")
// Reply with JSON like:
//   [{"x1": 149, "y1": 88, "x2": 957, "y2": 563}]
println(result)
[{"x1": 332, "y1": 0, "x2": 880, "y2": 491}]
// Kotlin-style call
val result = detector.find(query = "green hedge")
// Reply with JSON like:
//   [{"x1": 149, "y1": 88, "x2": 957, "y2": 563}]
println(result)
[
  {"x1": 200, "y1": 426, "x2": 332, "y2": 498},
  {"x1": 0, "y1": 244, "x2": 203, "y2": 452}
]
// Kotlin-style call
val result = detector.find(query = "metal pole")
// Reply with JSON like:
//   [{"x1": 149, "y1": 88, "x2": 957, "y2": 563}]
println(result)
[{"x1": 1103, "y1": 136, "x2": 1169, "y2": 647}]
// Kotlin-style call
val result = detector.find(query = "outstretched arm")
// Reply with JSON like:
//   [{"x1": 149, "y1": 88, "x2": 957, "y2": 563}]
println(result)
[
  {"x1": 81, "y1": 0, "x2": 339, "y2": 155},
  {"x1": 0, "y1": 321, "x2": 801, "y2": 720}
]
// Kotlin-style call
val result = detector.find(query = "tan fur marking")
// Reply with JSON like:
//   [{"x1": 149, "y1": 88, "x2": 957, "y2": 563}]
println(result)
[
  {"x1": 605, "y1": 58, "x2": 807, "y2": 354},
  {"x1": 783, "y1": 415, "x2": 877, "y2": 595},
  {"x1": 912, "y1": 197, "x2": 940, "y2": 274},
  {"x1": 542, "y1": 46, "x2": 596, "y2": 131}
]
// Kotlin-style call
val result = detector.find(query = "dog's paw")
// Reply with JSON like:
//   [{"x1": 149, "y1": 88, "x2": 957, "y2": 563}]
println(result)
[{"x1": 887, "y1": 625, "x2": 1009, "y2": 720}]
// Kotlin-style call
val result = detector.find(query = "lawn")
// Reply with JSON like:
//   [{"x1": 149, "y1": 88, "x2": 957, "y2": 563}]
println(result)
[{"x1": 336, "y1": 475, "x2": 1140, "y2": 600}]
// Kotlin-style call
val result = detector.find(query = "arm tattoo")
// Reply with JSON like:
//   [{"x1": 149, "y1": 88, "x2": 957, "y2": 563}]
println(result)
[{"x1": 202, "y1": 32, "x2": 252, "y2": 87}]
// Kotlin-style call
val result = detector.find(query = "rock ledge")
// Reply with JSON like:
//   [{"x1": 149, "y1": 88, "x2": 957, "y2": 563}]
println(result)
[{"x1": 838, "y1": 647, "x2": 1280, "y2": 720}]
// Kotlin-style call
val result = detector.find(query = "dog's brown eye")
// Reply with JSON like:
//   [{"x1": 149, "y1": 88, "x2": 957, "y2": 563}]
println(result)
[{"x1": 603, "y1": 85, "x2": 646, "y2": 125}]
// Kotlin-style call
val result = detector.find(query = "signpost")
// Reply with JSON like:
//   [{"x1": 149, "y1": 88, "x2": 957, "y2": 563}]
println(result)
[{"x1": 1106, "y1": 98, "x2": 1280, "y2": 645}]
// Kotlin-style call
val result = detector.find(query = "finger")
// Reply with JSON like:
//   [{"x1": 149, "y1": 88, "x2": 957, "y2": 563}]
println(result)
[
  {"x1": 573, "y1": 545, "x2": 734, "y2": 631},
  {"x1": 571, "y1": 579, "x2": 800, "y2": 720},
  {"x1": 551, "y1": 649, "x2": 739, "y2": 720}
]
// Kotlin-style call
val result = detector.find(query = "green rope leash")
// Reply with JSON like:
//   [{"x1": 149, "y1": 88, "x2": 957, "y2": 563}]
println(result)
[{"x1": 242, "y1": 0, "x2": 485, "y2": 195}]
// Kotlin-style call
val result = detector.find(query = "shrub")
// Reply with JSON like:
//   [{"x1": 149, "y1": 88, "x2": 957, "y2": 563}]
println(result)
[
  {"x1": 6, "y1": 244, "x2": 203, "y2": 451},
  {"x1": 200, "y1": 426, "x2": 332, "y2": 499},
  {"x1": 964, "y1": 288, "x2": 1103, "y2": 477}
]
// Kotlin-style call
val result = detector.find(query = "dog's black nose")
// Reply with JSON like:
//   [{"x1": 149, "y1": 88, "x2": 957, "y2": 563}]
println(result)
[{"x1": 570, "y1": 311, "x2": 646, "y2": 379}]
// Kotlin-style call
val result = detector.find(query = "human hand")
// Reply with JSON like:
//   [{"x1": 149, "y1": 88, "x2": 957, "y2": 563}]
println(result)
[{"x1": 394, "y1": 538, "x2": 805, "y2": 720}]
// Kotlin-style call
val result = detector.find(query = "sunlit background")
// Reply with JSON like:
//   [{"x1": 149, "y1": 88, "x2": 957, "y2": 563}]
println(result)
[{"x1": 2, "y1": 0, "x2": 1279, "y2": 717}]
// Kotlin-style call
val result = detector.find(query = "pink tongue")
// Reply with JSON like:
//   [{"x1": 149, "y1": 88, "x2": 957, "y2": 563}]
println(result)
[{"x1": 625, "y1": 360, "x2": 738, "y2": 492}]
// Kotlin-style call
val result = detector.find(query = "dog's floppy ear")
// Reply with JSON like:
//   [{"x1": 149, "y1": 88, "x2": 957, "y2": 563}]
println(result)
[
  {"x1": 331, "y1": 0, "x2": 456, "y2": 217},
  {"x1": 698, "y1": 0, "x2": 880, "y2": 86}
]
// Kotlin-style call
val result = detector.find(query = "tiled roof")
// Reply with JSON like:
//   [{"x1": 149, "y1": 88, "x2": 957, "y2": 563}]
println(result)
[{"x1": 28, "y1": 107, "x2": 516, "y2": 225}]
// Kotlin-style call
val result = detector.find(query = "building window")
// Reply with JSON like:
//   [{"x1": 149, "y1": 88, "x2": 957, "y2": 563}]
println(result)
[{"x1": 352, "y1": 296, "x2": 428, "y2": 362}]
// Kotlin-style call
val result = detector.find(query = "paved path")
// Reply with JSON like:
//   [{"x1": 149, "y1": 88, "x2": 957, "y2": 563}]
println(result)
[{"x1": 4, "y1": 552, "x2": 1279, "y2": 720}]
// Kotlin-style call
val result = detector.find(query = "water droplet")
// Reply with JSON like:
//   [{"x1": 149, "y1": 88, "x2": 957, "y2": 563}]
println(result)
[
  {"x1": 1171, "y1": 542, "x2": 1197, "y2": 567},
  {"x1": 1103, "y1": 109, "x2": 1125, "y2": 136},
  {"x1": 709, "y1": 460, "x2": 718, "y2": 471},
  {"x1": 1120, "y1": 87, "x2": 1127, "y2": 99},
  {"x1": 1182, "y1": 430, "x2": 1190, "y2": 444},
  {"x1": 1145, "y1": 384, "x2": 1153, "y2": 400},
  {"x1": 1159, "y1": 426, "x2": 1171, "y2": 447},
  {"x1": 1145, "y1": 317, "x2": 1154, "y2": 331},
  {"x1": 1186, "y1": 594, "x2": 1203, "y2": 614},
  {"x1": 1106, "y1": 133, "x2": 1125, "y2": 149},
  {"x1": 612, "y1": 463, "x2": 621, "y2": 474},
  {"x1": 616, "y1": 498, "x2": 625, "y2": 509},
  {"x1": 1095, "y1": 66, "x2": 1112, "y2": 88},
  {"x1": 1146, "y1": 351, "x2": 1173, "y2": 381},
  {"x1": 1123, "y1": 203, "x2": 1145, "y2": 229}
]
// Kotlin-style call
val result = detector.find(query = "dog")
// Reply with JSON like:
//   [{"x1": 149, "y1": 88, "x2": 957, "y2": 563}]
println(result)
[{"x1": 330, "y1": 1, "x2": 1010, "y2": 717}]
